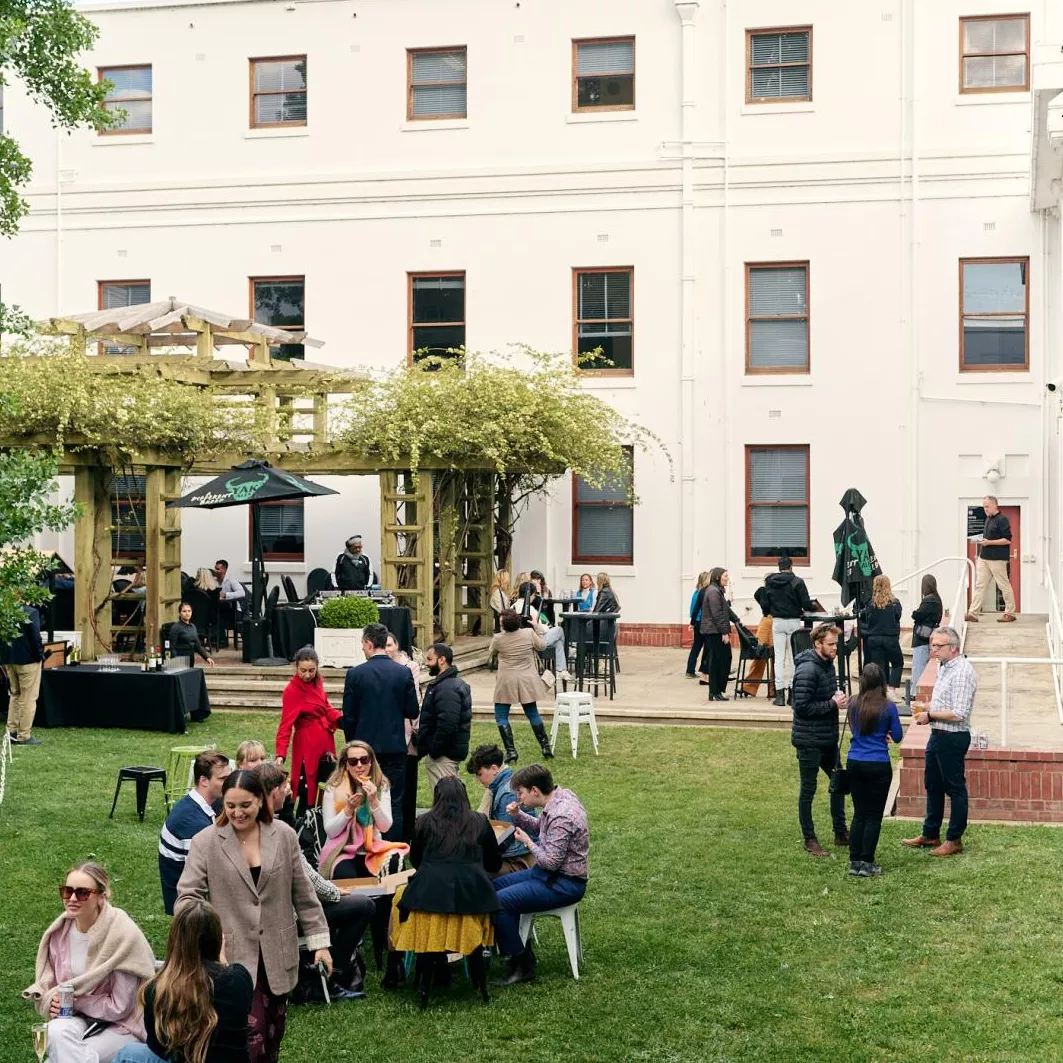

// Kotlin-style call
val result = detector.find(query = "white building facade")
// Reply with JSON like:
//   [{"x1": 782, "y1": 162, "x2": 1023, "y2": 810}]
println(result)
[{"x1": 2, "y1": 0, "x2": 1063, "y2": 635}]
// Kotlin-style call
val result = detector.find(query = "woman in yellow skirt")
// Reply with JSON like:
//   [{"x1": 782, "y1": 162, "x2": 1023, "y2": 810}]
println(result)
[{"x1": 389, "y1": 776, "x2": 502, "y2": 1008}]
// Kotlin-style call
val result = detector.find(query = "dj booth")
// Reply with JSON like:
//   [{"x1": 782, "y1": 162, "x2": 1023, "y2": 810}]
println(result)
[{"x1": 270, "y1": 590, "x2": 415, "y2": 660}]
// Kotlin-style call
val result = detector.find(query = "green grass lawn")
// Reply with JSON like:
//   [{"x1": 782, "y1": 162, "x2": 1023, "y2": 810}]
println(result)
[{"x1": 2, "y1": 717, "x2": 1062, "y2": 1063}]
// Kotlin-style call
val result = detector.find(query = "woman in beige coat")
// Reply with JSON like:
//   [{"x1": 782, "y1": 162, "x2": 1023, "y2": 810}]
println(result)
[
  {"x1": 489, "y1": 610, "x2": 555, "y2": 764},
  {"x1": 176, "y1": 769, "x2": 331, "y2": 1063}
]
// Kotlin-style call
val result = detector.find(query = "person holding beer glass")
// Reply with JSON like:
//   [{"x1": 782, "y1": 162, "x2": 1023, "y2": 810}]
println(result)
[{"x1": 23, "y1": 861, "x2": 155, "y2": 1063}]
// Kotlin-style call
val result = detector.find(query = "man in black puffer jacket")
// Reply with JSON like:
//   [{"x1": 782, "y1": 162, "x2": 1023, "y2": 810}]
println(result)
[
  {"x1": 791, "y1": 624, "x2": 849, "y2": 857},
  {"x1": 417, "y1": 642, "x2": 473, "y2": 793}
]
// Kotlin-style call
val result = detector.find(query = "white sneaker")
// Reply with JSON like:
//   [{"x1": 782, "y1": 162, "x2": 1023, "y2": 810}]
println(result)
[
  {"x1": 559, "y1": 670, "x2": 572, "y2": 682},
  {"x1": 540, "y1": 669, "x2": 555, "y2": 686}
]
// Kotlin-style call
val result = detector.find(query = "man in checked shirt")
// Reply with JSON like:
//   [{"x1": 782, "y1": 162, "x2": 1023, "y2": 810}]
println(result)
[
  {"x1": 903, "y1": 626, "x2": 978, "y2": 857},
  {"x1": 491, "y1": 763, "x2": 589, "y2": 986}
]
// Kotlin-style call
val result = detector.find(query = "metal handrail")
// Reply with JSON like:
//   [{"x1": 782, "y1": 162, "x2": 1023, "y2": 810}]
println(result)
[
  {"x1": 1044, "y1": 568, "x2": 1063, "y2": 725},
  {"x1": 892, "y1": 555, "x2": 975, "y2": 649}
]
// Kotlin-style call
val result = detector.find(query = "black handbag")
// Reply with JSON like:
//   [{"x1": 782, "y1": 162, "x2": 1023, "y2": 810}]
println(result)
[
  {"x1": 913, "y1": 622, "x2": 935, "y2": 640},
  {"x1": 828, "y1": 702, "x2": 851, "y2": 796}
]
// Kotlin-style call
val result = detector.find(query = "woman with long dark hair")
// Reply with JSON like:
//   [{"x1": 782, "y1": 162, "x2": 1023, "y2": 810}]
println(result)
[
  {"x1": 112, "y1": 900, "x2": 254, "y2": 1063},
  {"x1": 175, "y1": 770, "x2": 331, "y2": 1063},
  {"x1": 391, "y1": 776, "x2": 502, "y2": 1007},
  {"x1": 698, "y1": 568, "x2": 732, "y2": 700},
  {"x1": 910, "y1": 574, "x2": 943, "y2": 688},
  {"x1": 845, "y1": 663, "x2": 903, "y2": 877}
]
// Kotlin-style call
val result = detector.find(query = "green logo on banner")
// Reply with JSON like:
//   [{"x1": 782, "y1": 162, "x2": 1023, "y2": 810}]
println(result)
[{"x1": 226, "y1": 473, "x2": 270, "y2": 502}]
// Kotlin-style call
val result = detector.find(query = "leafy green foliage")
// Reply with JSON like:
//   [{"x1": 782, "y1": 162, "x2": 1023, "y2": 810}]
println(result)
[
  {"x1": 0, "y1": 0, "x2": 117, "y2": 235},
  {"x1": 317, "y1": 595, "x2": 380, "y2": 629}
]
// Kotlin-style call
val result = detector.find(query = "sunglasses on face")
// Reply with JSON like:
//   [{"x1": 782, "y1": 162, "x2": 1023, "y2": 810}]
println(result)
[
  {"x1": 59, "y1": 886, "x2": 98, "y2": 902},
  {"x1": 348, "y1": 755, "x2": 372, "y2": 767}
]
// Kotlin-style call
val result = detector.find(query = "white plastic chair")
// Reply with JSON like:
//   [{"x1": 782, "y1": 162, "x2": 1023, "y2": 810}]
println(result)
[
  {"x1": 518, "y1": 904, "x2": 583, "y2": 979},
  {"x1": 550, "y1": 692, "x2": 599, "y2": 757}
]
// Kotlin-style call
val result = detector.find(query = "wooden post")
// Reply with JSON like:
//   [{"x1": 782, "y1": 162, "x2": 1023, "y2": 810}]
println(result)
[
  {"x1": 437, "y1": 473, "x2": 458, "y2": 643},
  {"x1": 144, "y1": 467, "x2": 183, "y2": 650},
  {"x1": 379, "y1": 470, "x2": 434, "y2": 649},
  {"x1": 195, "y1": 322, "x2": 213, "y2": 359},
  {"x1": 73, "y1": 466, "x2": 112, "y2": 659},
  {"x1": 453, "y1": 471, "x2": 494, "y2": 637},
  {"x1": 312, "y1": 393, "x2": 328, "y2": 446}
]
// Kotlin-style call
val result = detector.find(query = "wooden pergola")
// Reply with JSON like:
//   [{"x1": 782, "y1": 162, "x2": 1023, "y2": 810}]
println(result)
[{"x1": 3, "y1": 300, "x2": 506, "y2": 657}]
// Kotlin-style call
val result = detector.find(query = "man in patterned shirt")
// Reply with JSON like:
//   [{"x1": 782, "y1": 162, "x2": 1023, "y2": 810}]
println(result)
[
  {"x1": 903, "y1": 626, "x2": 977, "y2": 857},
  {"x1": 491, "y1": 763, "x2": 589, "y2": 986}
]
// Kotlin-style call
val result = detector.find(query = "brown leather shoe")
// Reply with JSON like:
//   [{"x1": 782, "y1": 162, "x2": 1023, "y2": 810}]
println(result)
[
  {"x1": 930, "y1": 839, "x2": 963, "y2": 857},
  {"x1": 997, "y1": 614, "x2": 1017, "y2": 623},
  {"x1": 964, "y1": 612, "x2": 979, "y2": 622},
  {"x1": 804, "y1": 838, "x2": 829, "y2": 857},
  {"x1": 834, "y1": 831, "x2": 850, "y2": 847},
  {"x1": 901, "y1": 835, "x2": 940, "y2": 849}
]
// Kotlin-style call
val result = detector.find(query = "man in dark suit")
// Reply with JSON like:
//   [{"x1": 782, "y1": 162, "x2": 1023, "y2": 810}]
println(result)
[
  {"x1": 1, "y1": 603, "x2": 45, "y2": 746},
  {"x1": 342, "y1": 621, "x2": 420, "y2": 840}
]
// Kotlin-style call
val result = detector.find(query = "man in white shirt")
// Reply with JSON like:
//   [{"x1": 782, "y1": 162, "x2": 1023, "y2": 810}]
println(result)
[{"x1": 213, "y1": 558, "x2": 246, "y2": 648}]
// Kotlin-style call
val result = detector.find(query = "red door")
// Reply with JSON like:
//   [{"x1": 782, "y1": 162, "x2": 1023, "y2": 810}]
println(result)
[{"x1": 967, "y1": 504, "x2": 1021, "y2": 612}]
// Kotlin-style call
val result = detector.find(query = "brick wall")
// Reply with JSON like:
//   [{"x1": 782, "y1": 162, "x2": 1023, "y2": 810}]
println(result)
[{"x1": 619, "y1": 623, "x2": 690, "y2": 647}]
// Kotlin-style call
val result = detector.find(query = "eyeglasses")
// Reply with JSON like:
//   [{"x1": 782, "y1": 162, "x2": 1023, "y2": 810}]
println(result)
[
  {"x1": 59, "y1": 886, "x2": 99, "y2": 902},
  {"x1": 348, "y1": 755, "x2": 371, "y2": 767}
]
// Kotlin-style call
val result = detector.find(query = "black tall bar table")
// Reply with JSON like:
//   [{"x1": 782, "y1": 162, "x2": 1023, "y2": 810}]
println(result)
[
  {"x1": 801, "y1": 612, "x2": 861, "y2": 694},
  {"x1": 38, "y1": 664, "x2": 211, "y2": 734},
  {"x1": 559, "y1": 611, "x2": 620, "y2": 700}
]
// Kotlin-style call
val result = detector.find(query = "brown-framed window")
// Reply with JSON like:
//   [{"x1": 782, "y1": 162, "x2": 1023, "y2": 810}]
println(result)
[
  {"x1": 746, "y1": 445, "x2": 810, "y2": 565},
  {"x1": 250, "y1": 56, "x2": 307, "y2": 128},
  {"x1": 574, "y1": 267, "x2": 633, "y2": 373},
  {"x1": 98, "y1": 279, "x2": 151, "y2": 355},
  {"x1": 959, "y1": 14, "x2": 1029, "y2": 93},
  {"x1": 573, "y1": 447, "x2": 633, "y2": 565},
  {"x1": 255, "y1": 499, "x2": 305, "y2": 562},
  {"x1": 573, "y1": 37, "x2": 635, "y2": 112},
  {"x1": 99, "y1": 66, "x2": 152, "y2": 133},
  {"x1": 746, "y1": 28, "x2": 811, "y2": 103},
  {"x1": 250, "y1": 276, "x2": 305, "y2": 361},
  {"x1": 746, "y1": 262, "x2": 809, "y2": 373},
  {"x1": 959, "y1": 257, "x2": 1029, "y2": 371},
  {"x1": 408, "y1": 272, "x2": 465, "y2": 364},
  {"x1": 407, "y1": 47, "x2": 467, "y2": 120},
  {"x1": 111, "y1": 474, "x2": 146, "y2": 563}
]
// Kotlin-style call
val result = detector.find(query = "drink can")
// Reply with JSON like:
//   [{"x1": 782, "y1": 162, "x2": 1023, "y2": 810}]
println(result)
[
  {"x1": 977, "y1": 732, "x2": 989, "y2": 750},
  {"x1": 58, "y1": 983, "x2": 74, "y2": 1017}
]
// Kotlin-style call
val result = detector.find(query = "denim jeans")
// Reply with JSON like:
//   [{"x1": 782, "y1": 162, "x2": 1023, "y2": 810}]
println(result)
[
  {"x1": 795, "y1": 745, "x2": 847, "y2": 841},
  {"x1": 910, "y1": 644, "x2": 930, "y2": 687},
  {"x1": 493, "y1": 865, "x2": 587, "y2": 956},
  {"x1": 773, "y1": 618, "x2": 802, "y2": 689},
  {"x1": 112, "y1": 1047, "x2": 166, "y2": 1063},
  {"x1": 494, "y1": 702, "x2": 543, "y2": 727},
  {"x1": 922, "y1": 729, "x2": 971, "y2": 841},
  {"x1": 542, "y1": 625, "x2": 568, "y2": 672},
  {"x1": 846, "y1": 759, "x2": 893, "y2": 863}
]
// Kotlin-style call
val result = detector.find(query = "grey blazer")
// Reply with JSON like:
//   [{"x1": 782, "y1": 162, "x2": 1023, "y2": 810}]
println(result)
[{"x1": 176, "y1": 819, "x2": 329, "y2": 995}]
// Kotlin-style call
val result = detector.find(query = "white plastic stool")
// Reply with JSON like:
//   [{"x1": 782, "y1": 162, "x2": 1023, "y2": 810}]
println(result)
[
  {"x1": 550, "y1": 692, "x2": 599, "y2": 757},
  {"x1": 518, "y1": 904, "x2": 583, "y2": 979}
]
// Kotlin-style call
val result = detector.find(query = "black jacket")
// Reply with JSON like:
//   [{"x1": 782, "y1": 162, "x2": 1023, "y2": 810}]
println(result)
[
  {"x1": 416, "y1": 665, "x2": 473, "y2": 762},
  {"x1": 0, "y1": 605, "x2": 44, "y2": 665},
  {"x1": 595, "y1": 587, "x2": 620, "y2": 614},
  {"x1": 754, "y1": 584, "x2": 772, "y2": 618},
  {"x1": 980, "y1": 512, "x2": 1011, "y2": 562},
  {"x1": 911, "y1": 595, "x2": 943, "y2": 648},
  {"x1": 341, "y1": 654, "x2": 420, "y2": 754},
  {"x1": 335, "y1": 552, "x2": 373, "y2": 590},
  {"x1": 698, "y1": 585, "x2": 731, "y2": 635},
  {"x1": 169, "y1": 619, "x2": 210, "y2": 662},
  {"x1": 791, "y1": 648, "x2": 840, "y2": 749},
  {"x1": 399, "y1": 814, "x2": 502, "y2": 915},
  {"x1": 763, "y1": 572, "x2": 814, "y2": 619},
  {"x1": 858, "y1": 600, "x2": 902, "y2": 639}
]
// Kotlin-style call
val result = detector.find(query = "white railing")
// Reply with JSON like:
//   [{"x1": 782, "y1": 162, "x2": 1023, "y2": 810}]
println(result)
[
  {"x1": 892, "y1": 555, "x2": 975, "y2": 649},
  {"x1": 1044, "y1": 568, "x2": 1063, "y2": 726},
  {"x1": 964, "y1": 657, "x2": 1063, "y2": 746}
]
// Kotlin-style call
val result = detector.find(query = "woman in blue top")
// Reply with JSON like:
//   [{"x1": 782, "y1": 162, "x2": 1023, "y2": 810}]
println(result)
[
  {"x1": 685, "y1": 571, "x2": 710, "y2": 679},
  {"x1": 845, "y1": 662, "x2": 903, "y2": 877},
  {"x1": 576, "y1": 573, "x2": 595, "y2": 612}
]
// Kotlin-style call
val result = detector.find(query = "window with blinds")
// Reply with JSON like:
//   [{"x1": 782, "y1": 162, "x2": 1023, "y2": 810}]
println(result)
[
  {"x1": 746, "y1": 263, "x2": 809, "y2": 373},
  {"x1": 574, "y1": 268, "x2": 634, "y2": 372},
  {"x1": 99, "y1": 66, "x2": 153, "y2": 133},
  {"x1": 97, "y1": 280, "x2": 151, "y2": 355},
  {"x1": 255, "y1": 499, "x2": 305, "y2": 561},
  {"x1": 960, "y1": 15, "x2": 1029, "y2": 93},
  {"x1": 573, "y1": 37, "x2": 635, "y2": 112},
  {"x1": 250, "y1": 57, "x2": 307, "y2": 127},
  {"x1": 746, "y1": 446, "x2": 810, "y2": 564},
  {"x1": 251, "y1": 276, "x2": 305, "y2": 361},
  {"x1": 408, "y1": 48, "x2": 467, "y2": 120},
  {"x1": 409, "y1": 273, "x2": 465, "y2": 363},
  {"x1": 573, "y1": 448, "x2": 634, "y2": 564},
  {"x1": 960, "y1": 257, "x2": 1029, "y2": 371},
  {"x1": 111, "y1": 475, "x2": 147, "y2": 562},
  {"x1": 747, "y1": 29, "x2": 811, "y2": 102}
]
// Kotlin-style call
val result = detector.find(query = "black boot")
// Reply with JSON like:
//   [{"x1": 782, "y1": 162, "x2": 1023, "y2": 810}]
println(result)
[
  {"x1": 491, "y1": 947, "x2": 536, "y2": 987},
  {"x1": 772, "y1": 692, "x2": 786, "y2": 706},
  {"x1": 498, "y1": 724, "x2": 519, "y2": 763},
  {"x1": 531, "y1": 722, "x2": 554, "y2": 759},
  {"x1": 381, "y1": 949, "x2": 406, "y2": 991},
  {"x1": 786, "y1": 688, "x2": 793, "y2": 706}
]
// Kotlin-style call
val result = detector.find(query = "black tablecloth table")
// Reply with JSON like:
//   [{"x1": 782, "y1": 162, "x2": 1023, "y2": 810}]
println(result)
[
  {"x1": 272, "y1": 604, "x2": 415, "y2": 661},
  {"x1": 38, "y1": 665, "x2": 211, "y2": 734}
]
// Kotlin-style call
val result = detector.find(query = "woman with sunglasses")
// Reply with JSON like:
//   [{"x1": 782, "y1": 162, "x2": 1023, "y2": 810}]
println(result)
[
  {"x1": 23, "y1": 862, "x2": 155, "y2": 1063},
  {"x1": 175, "y1": 770, "x2": 331, "y2": 1063},
  {"x1": 318, "y1": 742, "x2": 409, "y2": 880}
]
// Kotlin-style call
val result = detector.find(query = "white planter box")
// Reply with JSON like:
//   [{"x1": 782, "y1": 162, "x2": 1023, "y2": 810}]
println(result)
[{"x1": 314, "y1": 627, "x2": 365, "y2": 668}]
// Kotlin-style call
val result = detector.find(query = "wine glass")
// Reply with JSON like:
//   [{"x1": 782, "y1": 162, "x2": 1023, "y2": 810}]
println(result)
[{"x1": 31, "y1": 1023, "x2": 47, "y2": 1062}]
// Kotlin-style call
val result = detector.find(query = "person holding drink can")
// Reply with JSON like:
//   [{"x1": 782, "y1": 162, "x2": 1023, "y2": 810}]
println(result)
[{"x1": 23, "y1": 861, "x2": 155, "y2": 1062}]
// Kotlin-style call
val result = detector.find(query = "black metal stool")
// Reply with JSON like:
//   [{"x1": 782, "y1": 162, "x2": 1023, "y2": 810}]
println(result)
[{"x1": 110, "y1": 766, "x2": 168, "y2": 821}]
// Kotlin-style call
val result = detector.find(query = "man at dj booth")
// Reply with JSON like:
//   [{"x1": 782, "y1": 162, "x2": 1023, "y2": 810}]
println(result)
[{"x1": 334, "y1": 535, "x2": 377, "y2": 591}]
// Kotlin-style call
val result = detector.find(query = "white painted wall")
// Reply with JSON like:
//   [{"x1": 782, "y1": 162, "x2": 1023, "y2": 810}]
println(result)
[{"x1": 5, "y1": 0, "x2": 1062, "y2": 628}]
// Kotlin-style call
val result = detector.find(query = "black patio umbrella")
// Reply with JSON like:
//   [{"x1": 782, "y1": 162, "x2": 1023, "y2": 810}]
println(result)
[
  {"x1": 167, "y1": 459, "x2": 338, "y2": 620},
  {"x1": 831, "y1": 488, "x2": 882, "y2": 611}
]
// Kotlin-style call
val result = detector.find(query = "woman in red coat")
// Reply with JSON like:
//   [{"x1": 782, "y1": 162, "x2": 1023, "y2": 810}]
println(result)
[{"x1": 274, "y1": 645, "x2": 341, "y2": 807}]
